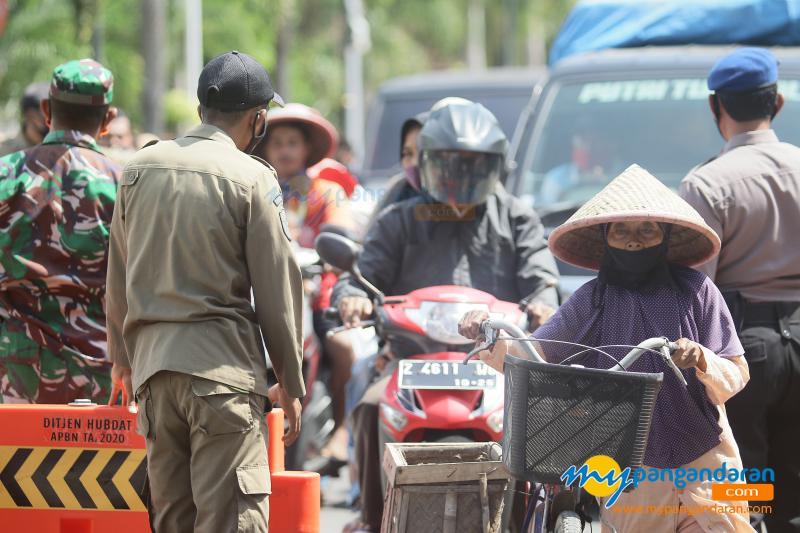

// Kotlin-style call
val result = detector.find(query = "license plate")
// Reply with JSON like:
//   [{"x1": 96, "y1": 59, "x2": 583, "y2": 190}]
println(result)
[{"x1": 397, "y1": 360, "x2": 499, "y2": 390}]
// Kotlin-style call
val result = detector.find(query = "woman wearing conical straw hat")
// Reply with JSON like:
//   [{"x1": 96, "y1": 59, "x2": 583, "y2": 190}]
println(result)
[{"x1": 461, "y1": 165, "x2": 754, "y2": 532}]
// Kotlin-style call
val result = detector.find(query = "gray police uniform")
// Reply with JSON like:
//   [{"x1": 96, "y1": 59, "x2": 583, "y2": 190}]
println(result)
[
  {"x1": 681, "y1": 131, "x2": 800, "y2": 530},
  {"x1": 680, "y1": 47, "x2": 800, "y2": 531}
]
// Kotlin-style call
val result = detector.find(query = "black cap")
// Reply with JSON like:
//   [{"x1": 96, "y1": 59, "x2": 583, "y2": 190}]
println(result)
[{"x1": 197, "y1": 51, "x2": 284, "y2": 111}]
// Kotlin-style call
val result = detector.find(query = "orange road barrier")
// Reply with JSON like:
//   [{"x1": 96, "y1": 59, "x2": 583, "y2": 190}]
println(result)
[
  {"x1": 268, "y1": 407, "x2": 286, "y2": 473},
  {"x1": 0, "y1": 402, "x2": 319, "y2": 532},
  {"x1": 270, "y1": 470, "x2": 322, "y2": 533}
]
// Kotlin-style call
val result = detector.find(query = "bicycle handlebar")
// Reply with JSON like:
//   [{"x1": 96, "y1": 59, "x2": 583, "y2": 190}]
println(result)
[{"x1": 466, "y1": 319, "x2": 688, "y2": 386}]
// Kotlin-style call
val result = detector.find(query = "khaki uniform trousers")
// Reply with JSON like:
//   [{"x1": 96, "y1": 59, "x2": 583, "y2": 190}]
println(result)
[{"x1": 136, "y1": 371, "x2": 270, "y2": 533}]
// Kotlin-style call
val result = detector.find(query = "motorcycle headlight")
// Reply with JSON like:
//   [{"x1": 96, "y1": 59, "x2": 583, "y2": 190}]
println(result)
[
  {"x1": 404, "y1": 302, "x2": 493, "y2": 345},
  {"x1": 381, "y1": 404, "x2": 408, "y2": 431}
]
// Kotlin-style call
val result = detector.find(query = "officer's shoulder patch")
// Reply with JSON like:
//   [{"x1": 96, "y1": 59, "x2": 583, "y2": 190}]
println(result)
[
  {"x1": 265, "y1": 188, "x2": 291, "y2": 241},
  {"x1": 278, "y1": 207, "x2": 292, "y2": 242}
]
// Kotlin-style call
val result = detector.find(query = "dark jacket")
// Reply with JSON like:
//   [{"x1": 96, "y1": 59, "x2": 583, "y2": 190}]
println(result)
[
  {"x1": 333, "y1": 183, "x2": 559, "y2": 307},
  {"x1": 368, "y1": 172, "x2": 421, "y2": 228}
]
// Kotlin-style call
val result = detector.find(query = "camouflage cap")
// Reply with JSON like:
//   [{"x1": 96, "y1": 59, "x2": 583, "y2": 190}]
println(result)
[{"x1": 49, "y1": 59, "x2": 114, "y2": 106}]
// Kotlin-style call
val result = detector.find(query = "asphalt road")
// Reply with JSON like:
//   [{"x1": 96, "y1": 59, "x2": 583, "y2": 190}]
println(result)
[{"x1": 320, "y1": 467, "x2": 359, "y2": 532}]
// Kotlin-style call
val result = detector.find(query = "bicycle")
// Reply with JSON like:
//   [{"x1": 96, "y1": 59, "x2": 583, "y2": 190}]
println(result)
[{"x1": 464, "y1": 318, "x2": 686, "y2": 533}]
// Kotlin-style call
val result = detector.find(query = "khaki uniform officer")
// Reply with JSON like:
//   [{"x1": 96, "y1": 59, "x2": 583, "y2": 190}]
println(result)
[{"x1": 106, "y1": 51, "x2": 305, "y2": 533}]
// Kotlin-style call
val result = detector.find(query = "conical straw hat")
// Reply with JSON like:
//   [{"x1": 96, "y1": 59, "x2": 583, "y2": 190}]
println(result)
[{"x1": 548, "y1": 164, "x2": 720, "y2": 271}]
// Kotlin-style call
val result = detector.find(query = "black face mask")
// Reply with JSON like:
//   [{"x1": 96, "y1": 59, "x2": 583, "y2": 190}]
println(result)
[
  {"x1": 605, "y1": 243, "x2": 667, "y2": 274},
  {"x1": 598, "y1": 225, "x2": 673, "y2": 291},
  {"x1": 245, "y1": 109, "x2": 267, "y2": 155}
]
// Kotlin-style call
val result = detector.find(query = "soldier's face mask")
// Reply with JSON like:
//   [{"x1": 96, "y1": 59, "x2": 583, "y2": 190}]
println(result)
[{"x1": 246, "y1": 108, "x2": 268, "y2": 155}]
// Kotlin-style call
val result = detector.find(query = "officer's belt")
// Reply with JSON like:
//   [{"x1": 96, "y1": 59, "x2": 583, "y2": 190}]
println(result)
[
  {"x1": 741, "y1": 300, "x2": 800, "y2": 326},
  {"x1": 739, "y1": 299, "x2": 800, "y2": 342},
  {"x1": 723, "y1": 292, "x2": 800, "y2": 341}
]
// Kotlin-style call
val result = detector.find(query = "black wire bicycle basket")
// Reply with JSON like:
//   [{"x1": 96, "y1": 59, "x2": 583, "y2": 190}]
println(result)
[{"x1": 502, "y1": 355, "x2": 663, "y2": 484}]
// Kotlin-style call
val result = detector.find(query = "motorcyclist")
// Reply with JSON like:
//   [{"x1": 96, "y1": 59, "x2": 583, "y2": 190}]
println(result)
[
  {"x1": 370, "y1": 111, "x2": 428, "y2": 219},
  {"x1": 334, "y1": 97, "x2": 560, "y2": 532}
]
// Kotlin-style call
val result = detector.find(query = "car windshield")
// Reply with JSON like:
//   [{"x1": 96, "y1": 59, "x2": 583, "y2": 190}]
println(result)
[
  {"x1": 520, "y1": 77, "x2": 800, "y2": 209},
  {"x1": 367, "y1": 90, "x2": 531, "y2": 175}
]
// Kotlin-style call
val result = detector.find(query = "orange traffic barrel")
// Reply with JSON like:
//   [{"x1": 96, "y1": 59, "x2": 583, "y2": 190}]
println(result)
[
  {"x1": 270, "y1": 470, "x2": 321, "y2": 533},
  {"x1": 0, "y1": 403, "x2": 318, "y2": 532}
]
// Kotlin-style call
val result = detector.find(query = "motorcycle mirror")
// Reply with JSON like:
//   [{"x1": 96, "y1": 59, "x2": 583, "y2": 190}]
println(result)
[
  {"x1": 314, "y1": 231, "x2": 386, "y2": 304},
  {"x1": 315, "y1": 232, "x2": 361, "y2": 273},
  {"x1": 318, "y1": 223, "x2": 360, "y2": 242}
]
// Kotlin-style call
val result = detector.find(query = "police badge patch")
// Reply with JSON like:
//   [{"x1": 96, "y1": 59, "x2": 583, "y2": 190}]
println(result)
[{"x1": 271, "y1": 191, "x2": 292, "y2": 242}]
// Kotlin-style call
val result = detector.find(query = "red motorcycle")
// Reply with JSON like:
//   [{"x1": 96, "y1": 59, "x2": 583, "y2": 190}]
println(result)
[
  {"x1": 315, "y1": 233, "x2": 526, "y2": 449},
  {"x1": 376, "y1": 285, "x2": 521, "y2": 445}
]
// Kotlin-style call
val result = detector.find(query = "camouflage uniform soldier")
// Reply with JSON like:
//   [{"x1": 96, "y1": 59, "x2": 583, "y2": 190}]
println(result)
[{"x1": 0, "y1": 59, "x2": 120, "y2": 404}]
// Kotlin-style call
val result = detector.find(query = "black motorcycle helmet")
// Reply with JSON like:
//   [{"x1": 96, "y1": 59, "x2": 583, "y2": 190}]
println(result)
[{"x1": 418, "y1": 98, "x2": 508, "y2": 208}]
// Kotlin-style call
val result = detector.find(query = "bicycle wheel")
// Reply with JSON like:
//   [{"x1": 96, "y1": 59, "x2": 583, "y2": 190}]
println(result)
[{"x1": 553, "y1": 511, "x2": 582, "y2": 533}]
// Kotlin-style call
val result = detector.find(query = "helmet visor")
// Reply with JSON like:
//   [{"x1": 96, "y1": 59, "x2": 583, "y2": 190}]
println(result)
[{"x1": 420, "y1": 150, "x2": 503, "y2": 207}]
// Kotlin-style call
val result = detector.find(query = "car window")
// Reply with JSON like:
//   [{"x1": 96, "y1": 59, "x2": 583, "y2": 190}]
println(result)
[
  {"x1": 519, "y1": 77, "x2": 800, "y2": 209},
  {"x1": 367, "y1": 90, "x2": 532, "y2": 176}
]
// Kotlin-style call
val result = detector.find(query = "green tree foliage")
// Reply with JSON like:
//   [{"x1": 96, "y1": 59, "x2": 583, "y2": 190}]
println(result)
[{"x1": 0, "y1": 0, "x2": 574, "y2": 133}]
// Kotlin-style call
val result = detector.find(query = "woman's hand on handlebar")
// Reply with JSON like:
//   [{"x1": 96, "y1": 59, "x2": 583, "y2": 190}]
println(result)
[
  {"x1": 458, "y1": 310, "x2": 490, "y2": 340},
  {"x1": 671, "y1": 338, "x2": 707, "y2": 373},
  {"x1": 338, "y1": 296, "x2": 373, "y2": 327}
]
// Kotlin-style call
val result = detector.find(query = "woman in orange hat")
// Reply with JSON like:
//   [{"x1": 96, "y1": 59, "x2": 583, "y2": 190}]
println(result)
[
  {"x1": 257, "y1": 104, "x2": 356, "y2": 468},
  {"x1": 257, "y1": 103, "x2": 350, "y2": 246}
]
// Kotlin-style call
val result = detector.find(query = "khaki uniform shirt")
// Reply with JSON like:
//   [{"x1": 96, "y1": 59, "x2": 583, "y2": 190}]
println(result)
[
  {"x1": 105, "y1": 124, "x2": 305, "y2": 398},
  {"x1": 680, "y1": 129, "x2": 800, "y2": 302}
]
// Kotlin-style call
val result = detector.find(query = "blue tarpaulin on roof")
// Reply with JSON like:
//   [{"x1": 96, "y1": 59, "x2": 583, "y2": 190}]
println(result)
[{"x1": 550, "y1": 0, "x2": 800, "y2": 65}]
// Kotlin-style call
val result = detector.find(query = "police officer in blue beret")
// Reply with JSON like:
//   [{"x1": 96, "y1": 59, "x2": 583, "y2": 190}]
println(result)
[{"x1": 681, "y1": 47, "x2": 800, "y2": 532}]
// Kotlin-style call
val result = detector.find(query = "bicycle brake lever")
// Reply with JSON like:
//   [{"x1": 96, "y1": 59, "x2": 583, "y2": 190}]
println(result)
[
  {"x1": 463, "y1": 321, "x2": 499, "y2": 364},
  {"x1": 481, "y1": 321, "x2": 498, "y2": 344},
  {"x1": 661, "y1": 345, "x2": 688, "y2": 386},
  {"x1": 463, "y1": 339, "x2": 493, "y2": 364}
]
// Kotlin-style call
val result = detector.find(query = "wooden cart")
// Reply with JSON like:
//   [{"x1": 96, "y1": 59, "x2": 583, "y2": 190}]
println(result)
[{"x1": 381, "y1": 442, "x2": 511, "y2": 533}]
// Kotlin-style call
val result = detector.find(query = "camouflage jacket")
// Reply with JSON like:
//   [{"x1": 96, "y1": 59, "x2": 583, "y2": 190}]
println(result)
[{"x1": 0, "y1": 130, "x2": 120, "y2": 364}]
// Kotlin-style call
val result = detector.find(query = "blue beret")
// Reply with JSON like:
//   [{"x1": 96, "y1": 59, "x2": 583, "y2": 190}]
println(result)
[{"x1": 708, "y1": 47, "x2": 779, "y2": 92}]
